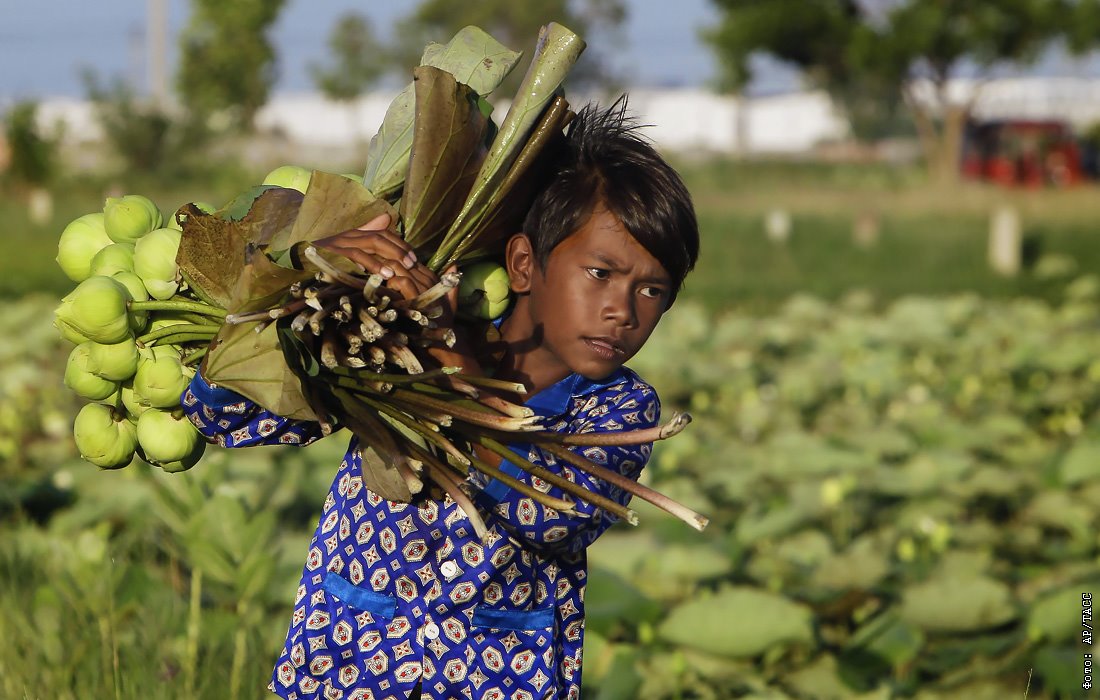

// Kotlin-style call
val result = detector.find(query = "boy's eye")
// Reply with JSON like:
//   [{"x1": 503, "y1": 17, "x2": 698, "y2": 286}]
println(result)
[
  {"x1": 586, "y1": 267, "x2": 610, "y2": 280},
  {"x1": 640, "y1": 286, "x2": 665, "y2": 300}
]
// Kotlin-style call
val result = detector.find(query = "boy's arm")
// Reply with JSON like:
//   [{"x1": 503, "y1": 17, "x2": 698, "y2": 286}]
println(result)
[
  {"x1": 181, "y1": 371, "x2": 326, "y2": 448},
  {"x1": 475, "y1": 383, "x2": 660, "y2": 555}
]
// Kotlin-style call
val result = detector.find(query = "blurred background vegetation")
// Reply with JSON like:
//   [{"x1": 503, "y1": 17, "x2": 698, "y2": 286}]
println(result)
[{"x1": 3, "y1": 1, "x2": 1100, "y2": 698}]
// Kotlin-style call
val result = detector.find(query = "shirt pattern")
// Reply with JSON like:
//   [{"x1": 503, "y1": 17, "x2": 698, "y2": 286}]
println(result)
[{"x1": 180, "y1": 365, "x2": 659, "y2": 700}]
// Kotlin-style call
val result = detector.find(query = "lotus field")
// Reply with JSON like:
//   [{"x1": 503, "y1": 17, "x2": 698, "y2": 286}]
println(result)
[{"x1": 0, "y1": 241, "x2": 1096, "y2": 697}]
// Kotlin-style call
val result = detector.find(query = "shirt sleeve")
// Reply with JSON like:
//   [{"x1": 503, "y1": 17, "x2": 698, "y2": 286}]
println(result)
[
  {"x1": 180, "y1": 371, "x2": 326, "y2": 448},
  {"x1": 476, "y1": 381, "x2": 660, "y2": 555}
]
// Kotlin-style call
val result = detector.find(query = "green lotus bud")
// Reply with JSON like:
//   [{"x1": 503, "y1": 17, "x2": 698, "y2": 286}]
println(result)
[
  {"x1": 54, "y1": 276, "x2": 132, "y2": 344},
  {"x1": 56, "y1": 321, "x2": 90, "y2": 346},
  {"x1": 120, "y1": 378, "x2": 151, "y2": 420},
  {"x1": 457, "y1": 262, "x2": 512, "y2": 319},
  {"x1": 168, "y1": 201, "x2": 216, "y2": 231},
  {"x1": 133, "y1": 346, "x2": 191, "y2": 408},
  {"x1": 111, "y1": 271, "x2": 150, "y2": 332},
  {"x1": 147, "y1": 438, "x2": 206, "y2": 473},
  {"x1": 132, "y1": 227, "x2": 181, "y2": 300},
  {"x1": 103, "y1": 194, "x2": 163, "y2": 246},
  {"x1": 262, "y1": 165, "x2": 312, "y2": 193},
  {"x1": 87, "y1": 338, "x2": 139, "y2": 381},
  {"x1": 56, "y1": 212, "x2": 113, "y2": 282},
  {"x1": 65, "y1": 343, "x2": 120, "y2": 400},
  {"x1": 89, "y1": 243, "x2": 134, "y2": 277},
  {"x1": 73, "y1": 403, "x2": 137, "y2": 469},
  {"x1": 137, "y1": 408, "x2": 203, "y2": 464}
]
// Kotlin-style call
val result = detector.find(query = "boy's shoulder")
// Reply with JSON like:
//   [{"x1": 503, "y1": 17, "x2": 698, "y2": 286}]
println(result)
[{"x1": 565, "y1": 365, "x2": 660, "y2": 424}]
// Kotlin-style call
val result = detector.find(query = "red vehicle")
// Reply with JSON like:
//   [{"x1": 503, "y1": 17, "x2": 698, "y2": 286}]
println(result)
[{"x1": 960, "y1": 119, "x2": 1085, "y2": 187}]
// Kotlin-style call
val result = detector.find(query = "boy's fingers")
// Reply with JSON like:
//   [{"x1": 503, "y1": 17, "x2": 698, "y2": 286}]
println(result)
[
  {"x1": 321, "y1": 246, "x2": 398, "y2": 279},
  {"x1": 320, "y1": 229, "x2": 416, "y2": 269},
  {"x1": 356, "y1": 212, "x2": 391, "y2": 232}
]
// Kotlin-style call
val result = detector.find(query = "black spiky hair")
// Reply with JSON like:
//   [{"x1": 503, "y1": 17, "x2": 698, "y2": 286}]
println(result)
[{"x1": 521, "y1": 95, "x2": 699, "y2": 306}]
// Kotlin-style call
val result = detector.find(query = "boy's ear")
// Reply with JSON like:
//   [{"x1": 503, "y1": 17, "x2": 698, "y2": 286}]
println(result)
[{"x1": 505, "y1": 233, "x2": 535, "y2": 293}]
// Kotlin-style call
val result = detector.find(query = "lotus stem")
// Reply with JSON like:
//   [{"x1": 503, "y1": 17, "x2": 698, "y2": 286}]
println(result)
[
  {"x1": 362, "y1": 273, "x2": 384, "y2": 300},
  {"x1": 181, "y1": 346, "x2": 207, "y2": 367},
  {"x1": 453, "y1": 373, "x2": 527, "y2": 395},
  {"x1": 364, "y1": 396, "x2": 470, "y2": 466},
  {"x1": 291, "y1": 309, "x2": 312, "y2": 333},
  {"x1": 535, "y1": 412, "x2": 693, "y2": 446},
  {"x1": 327, "y1": 365, "x2": 460, "y2": 386},
  {"x1": 130, "y1": 300, "x2": 227, "y2": 318},
  {"x1": 418, "y1": 454, "x2": 488, "y2": 540},
  {"x1": 395, "y1": 456, "x2": 424, "y2": 495},
  {"x1": 408, "y1": 272, "x2": 461, "y2": 310},
  {"x1": 144, "y1": 331, "x2": 222, "y2": 347},
  {"x1": 357, "y1": 308, "x2": 384, "y2": 341},
  {"x1": 390, "y1": 389, "x2": 541, "y2": 431},
  {"x1": 137, "y1": 323, "x2": 221, "y2": 346},
  {"x1": 304, "y1": 246, "x2": 367, "y2": 289},
  {"x1": 459, "y1": 430, "x2": 638, "y2": 525},
  {"x1": 466, "y1": 452, "x2": 577, "y2": 515},
  {"x1": 533, "y1": 439, "x2": 709, "y2": 532}
]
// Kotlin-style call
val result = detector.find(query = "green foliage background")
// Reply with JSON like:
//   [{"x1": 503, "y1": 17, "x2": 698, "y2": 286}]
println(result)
[{"x1": 2, "y1": 161, "x2": 1098, "y2": 699}]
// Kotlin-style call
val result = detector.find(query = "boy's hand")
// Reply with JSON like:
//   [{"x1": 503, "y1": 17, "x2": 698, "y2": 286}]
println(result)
[{"x1": 315, "y1": 212, "x2": 434, "y2": 302}]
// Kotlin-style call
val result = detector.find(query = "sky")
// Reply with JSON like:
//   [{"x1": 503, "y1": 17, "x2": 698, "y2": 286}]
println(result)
[{"x1": 0, "y1": 0, "x2": 770, "y2": 102}]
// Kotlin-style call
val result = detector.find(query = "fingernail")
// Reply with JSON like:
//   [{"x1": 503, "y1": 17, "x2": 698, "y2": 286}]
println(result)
[
  {"x1": 403, "y1": 253, "x2": 416, "y2": 268},
  {"x1": 381, "y1": 266, "x2": 395, "y2": 278}
]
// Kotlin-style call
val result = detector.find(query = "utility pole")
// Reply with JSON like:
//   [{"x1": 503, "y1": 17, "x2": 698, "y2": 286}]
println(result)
[{"x1": 147, "y1": 0, "x2": 169, "y2": 105}]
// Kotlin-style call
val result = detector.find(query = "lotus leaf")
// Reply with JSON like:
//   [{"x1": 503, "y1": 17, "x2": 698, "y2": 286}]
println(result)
[
  {"x1": 657, "y1": 585, "x2": 815, "y2": 659},
  {"x1": 899, "y1": 574, "x2": 1016, "y2": 632}
]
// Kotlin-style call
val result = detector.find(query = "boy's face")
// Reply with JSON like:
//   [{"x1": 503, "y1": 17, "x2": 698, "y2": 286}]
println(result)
[{"x1": 508, "y1": 206, "x2": 673, "y2": 381}]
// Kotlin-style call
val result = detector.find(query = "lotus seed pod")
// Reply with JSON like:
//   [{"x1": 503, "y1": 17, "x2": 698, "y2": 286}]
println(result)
[
  {"x1": 457, "y1": 261, "x2": 511, "y2": 319},
  {"x1": 133, "y1": 227, "x2": 181, "y2": 300},
  {"x1": 133, "y1": 346, "x2": 190, "y2": 408},
  {"x1": 168, "y1": 201, "x2": 216, "y2": 231},
  {"x1": 56, "y1": 212, "x2": 113, "y2": 282},
  {"x1": 89, "y1": 243, "x2": 135, "y2": 277},
  {"x1": 87, "y1": 338, "x2": 139, "y2": 381},
  {"x1": 103, "y1": 194, "x2": 163, "y2": 246},
  {"x1": 262, "y1": 165, "x2": 312, "y2": 193},
  {"x1": 64, "y1": 343, "x2": 120, "y2": 400},
  {"x1": 120, "y1": 378, "x2": 151, "y2": 420},
  {"x1": 136, "y1": 408, "x2": 202, "y2": 464},
  {"x1": 73, "y1": 403, "x2": 137, "y2": 469},
  {"x1": 111, "y1": 271, "x2": 151, "y2": 332},
  {"x1": 54, "y1": 275, "x2": 132, "y2": 344}
]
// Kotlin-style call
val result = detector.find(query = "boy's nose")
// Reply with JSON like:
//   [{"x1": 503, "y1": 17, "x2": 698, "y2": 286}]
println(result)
[{"x1": 601, "y1": 291, "x2": 637, "y2": 328}]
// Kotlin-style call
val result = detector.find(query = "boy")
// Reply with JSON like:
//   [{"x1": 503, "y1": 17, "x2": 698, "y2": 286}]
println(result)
[{"x1": 181, "y1": 99, "x2": 699, "y2": 700}]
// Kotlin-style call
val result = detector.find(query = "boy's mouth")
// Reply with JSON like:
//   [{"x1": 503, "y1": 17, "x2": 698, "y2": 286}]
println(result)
[{"x1": 582, "y1": 336, "x2": 626, "y2": 361}]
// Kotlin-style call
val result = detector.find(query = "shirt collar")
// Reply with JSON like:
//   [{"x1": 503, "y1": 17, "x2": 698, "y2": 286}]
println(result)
[{"x1": 490, "y1": 309, "x2": 630, "y2": 417}]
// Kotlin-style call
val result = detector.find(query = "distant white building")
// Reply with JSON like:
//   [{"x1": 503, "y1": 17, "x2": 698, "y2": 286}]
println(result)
[{"x1": 26, "y1": 77, "x2": 1100, "y2": 157}]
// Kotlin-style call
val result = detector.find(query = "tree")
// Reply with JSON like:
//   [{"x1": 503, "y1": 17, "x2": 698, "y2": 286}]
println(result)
[
  {"x1": 310, "y1": 13, "x2": 387, "y2": 102},
  {"x1": 390, "y1": 0, "x2": 627, "y2": 96},
  {"x1": 177, "y1": 0, "x2": 287, "y2": 130},
  {"x1": 704, "y1": 0, "x2": 1082, "y2": 181}
]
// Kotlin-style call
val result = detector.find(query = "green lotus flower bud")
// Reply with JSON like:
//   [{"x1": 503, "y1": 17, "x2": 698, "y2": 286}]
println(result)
[
  {"x1": 54, "y1": 275, "x2": 132, "y2": 344},
  {"x1": 103, "y1": 194, "x2": 163, "y2": 246},
  {"x1": 89, "y1": 243, "x2": 134, "y2": 277},
  {"x1": 168, "y1": 201, "x2": 216, "y2": 231},
  {"x1": 133, "y1": 346, "x2": 192, "y2": 408},
  {"x1": 73, "y1": 403, "x2": 137, "y2": 469},
  {"x1": 262, "y1": 165, "x2": 312, "y2": 193},
  {"x1": 65, "y1": 343, "x2": 120, "y2": 400},
  {"x1": 457, "y1": 261, "x2": 512, "y2": 319},
  {"x1": 146, "y1": 438, "x2": 206, "y2": 473},
  {"x1": 120, "y1": 378, "x2": 151, "y2": 420},
  {"x1": 87, "y1": 338, "x2": 139, "y2": 381},
  {"x1": 111, "y1": 271, "x2": 151, "y2": 332},
  {"x1": 136, "y1": 408, "x2": 203, "y2": 465},
  {"x1": 56, "y1": 212, "x2": 113, "y2": 282},
  {"x1": 55, "y1": 321, "x2": 90, "y2": 346},
  {"x1": 132, "y1": 227, "x2": 181, "y2": 300}
]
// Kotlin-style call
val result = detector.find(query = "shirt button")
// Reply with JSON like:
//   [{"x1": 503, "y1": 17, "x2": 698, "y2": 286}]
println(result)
[
  {"x1": 440, "y1": 560, "x2": 458, "y2": 577},
  {"x1": 424, "y1": 623, "x2": 440, "y2": 640}
]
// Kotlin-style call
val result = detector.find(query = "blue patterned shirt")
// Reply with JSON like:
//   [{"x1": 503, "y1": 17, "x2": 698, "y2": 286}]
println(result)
[{"x1": 181, "y1": 360, "x2": 659, "y2": 700}]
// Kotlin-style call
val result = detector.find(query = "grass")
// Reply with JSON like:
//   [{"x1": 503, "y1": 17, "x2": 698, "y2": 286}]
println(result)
[{"x1": 4, "y1": 157, "x2": 1099, "y2": 312}]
